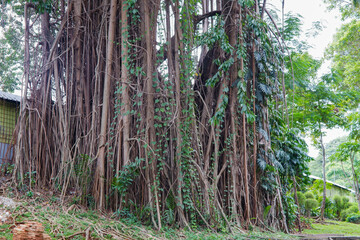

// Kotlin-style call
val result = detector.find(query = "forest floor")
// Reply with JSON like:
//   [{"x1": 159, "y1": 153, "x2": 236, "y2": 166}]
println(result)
[
  {"x1": 0, "y1": 191, "x2": 296, "y2": 240},
  {"x1": 0, "y1": 191, "x2": 359, "y2": 239}
]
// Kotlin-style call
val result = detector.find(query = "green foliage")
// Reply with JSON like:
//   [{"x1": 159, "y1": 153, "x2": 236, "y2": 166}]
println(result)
[
  {"x1": 263, "y1": 205, "x2": 272, "y2": 220},
  {"x1": 317, "y1": 196, "x2": 336, "y2": 219},
  {"x1": 340, "y1": 203, "x2": 359, "y2": 221},
  {"x1": 112, "y1": 157, "x2": 142, "y2": 196},
  {"x1": 274, "y1": 129, "x2": 312, "y2": 177},
  {"x1": 28, "y1": 0, "x2": 52, "y2": 13},
  {"x1": 304, "y1": 191, "x2": 315, "y2": 199},
  {"x1": 26, "y1": 191, "x2": 33, "y2": 198},
  {"x1": 286, "y1": 52, "x2": 320, "y2": 90},
  {"x1": 293, "y1": 78, "x2": 345, "y2": 139},
  {"x1": 282, "y1": 13, "x2": 301, "y2": 40},
  {"x1": 0, "y1": 4, "x2": 23, "y2": 92},
  {"x1": 326, "y1": 20, "x2": 360, "y2": 90},
  {"x1": 305, "y1": 199, "x2": 318, "y2": 216},
  {"x1": 323, "y1": 0, "x2": 360, "y2": 20},
  {"x1": 342, "y1": 196, "x2": 351, "y2": 208},
  {"x1": 309, "y1": 136, "x2": 353, "y2": 188},
  {"x1": 297, "y1": 192, "x2": 306, "y2": 207},
  {"x1": 347, "y1": 213, "x2": 360, "y2": 224},
  {"x1": 348, "y1": 205, "x2": 359, "y2": 213},
  {"x1": 333, "y1": 195, "x2": 348, "y2": 218},
  {"x1": 347, "y1": 113, "x2": 360, "y2": 141},
  {"x1": 74, "y1": 154, "x2": 92, "y2": 205},
  {"x1": 331, "y1": 140, "x2": 360, "y2": 164}
]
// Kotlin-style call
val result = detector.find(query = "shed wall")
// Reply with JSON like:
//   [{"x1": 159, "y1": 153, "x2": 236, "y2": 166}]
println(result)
[{"x1": 0, "y1": 99, "x2": 19, "y2": 163}]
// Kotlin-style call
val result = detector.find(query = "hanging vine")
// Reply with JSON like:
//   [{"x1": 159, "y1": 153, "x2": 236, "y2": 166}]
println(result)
[{"x1": 10, "y1": 0, "x2": 311, "y2": 232}]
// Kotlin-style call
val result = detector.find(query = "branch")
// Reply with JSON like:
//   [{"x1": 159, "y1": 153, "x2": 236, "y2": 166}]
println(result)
[
  {"x1": 157, "y1": 10, "x2": 222, "y2": 65},
  {"x1": 194, "y1": 10, "x2": 222, "y2": 25},
  {"x1": 261, "y1": 0, "x2": 267, "y2": 19}
]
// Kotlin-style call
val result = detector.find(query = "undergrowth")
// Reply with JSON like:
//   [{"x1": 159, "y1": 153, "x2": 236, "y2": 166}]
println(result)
[{"x1": 0, "y1": 192, "x2": 300, "y2": 239}]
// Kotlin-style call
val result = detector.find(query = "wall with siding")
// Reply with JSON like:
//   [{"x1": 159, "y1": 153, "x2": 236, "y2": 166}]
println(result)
[{"x1": 0, "y1": 99, "x2": 19, "y2": 163}]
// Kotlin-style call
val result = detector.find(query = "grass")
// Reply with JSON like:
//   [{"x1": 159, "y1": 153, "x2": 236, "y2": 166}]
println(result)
[
  {"x1": 0, "y1": 194, "x2": 300, "y2": 239},
  {"x1": 303, "y1": 219, "x2": 360, "y2": 236}
]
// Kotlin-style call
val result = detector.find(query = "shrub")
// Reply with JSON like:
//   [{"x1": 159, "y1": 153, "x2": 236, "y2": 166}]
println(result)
[
  {"x1": 348, "y1": 205, "x2": 359, "y2": 214},
  {"x1": 324, "y1": 197, "x2": 335, "y2": 219},
  {"x1": 305, "y1": 199, "x2": 318, "y2": 217},
  {"x1": 297, "y1": 192, "x2": 305, "y2": 206},
  {"x1": 340, "y1": 205, "x2": 360, "y2": 221},
  {"x1": 304, "y1": 191, "x2": 315, "y2": 199},
  {"x1": 296, "y1": 192, "x2": 306, "y2": 215},
  {"x1": 333, "y1": 195, "x2": 347, "y2": 219},
  {"x1": 340, "y1": 209, "x2": 348, "y2": 221},
  {"x1": 333, "y1": 195, "x2": 342, "y2": 208},
  {"x1": 346, "y1": 213, "x2": 360, "y2": 224},
  {"x1": 342, "y1": 196, "x2": 350, "y2": 208}
]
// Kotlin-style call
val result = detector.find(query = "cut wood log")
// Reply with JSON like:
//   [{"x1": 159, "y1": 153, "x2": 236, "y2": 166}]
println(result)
[{"x1": 12, "y1": 221, "x2": 51, "y2": 240}]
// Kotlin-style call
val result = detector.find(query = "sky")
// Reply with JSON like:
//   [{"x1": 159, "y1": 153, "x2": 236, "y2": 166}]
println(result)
[{"x1": 271, "y1": 0, "x2": 347, "y2": 158}]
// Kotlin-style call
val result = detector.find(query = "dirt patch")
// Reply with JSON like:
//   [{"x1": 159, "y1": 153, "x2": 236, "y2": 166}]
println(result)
[
  {"x1": 0, "y1": 196, "x2": 18, "y2": 208},
  {"x1": 0, "y1": 196, "x2": 18, "y2": 223}
]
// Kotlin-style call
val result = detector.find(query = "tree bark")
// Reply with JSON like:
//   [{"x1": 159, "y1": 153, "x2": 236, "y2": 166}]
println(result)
[
  {"x1": 95, "y1": 0, "x2": 117, "y2": 210},
  {"x1": 319, "y1": 124, "x2": 327, "y2": 222},
  {"x1": 144, "y1": 0, "x2": 162, "y2": 230},
  {"x1": 350, "y1": 153, "x2": 360, "y2": 211},
  {"x1": 121, "y1": 0, "x2": 130, "y2": 166},
  {"x1": 240, "y1": 6, "x2": 251, "y2": 224}
]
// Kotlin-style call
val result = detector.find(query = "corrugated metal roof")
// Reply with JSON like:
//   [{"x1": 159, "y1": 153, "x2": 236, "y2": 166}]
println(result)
[
  {"x1": 0, "y1": 90, "x2": 21, "y2": 102},
  {"x1": 309, "y1": 175, "x2": 356, "y2": 194}
]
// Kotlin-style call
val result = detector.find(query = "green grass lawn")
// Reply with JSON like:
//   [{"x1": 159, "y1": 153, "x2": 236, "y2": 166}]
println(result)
[{"x1": 303, "y1": 220, "x2": 360, "y2": 236}]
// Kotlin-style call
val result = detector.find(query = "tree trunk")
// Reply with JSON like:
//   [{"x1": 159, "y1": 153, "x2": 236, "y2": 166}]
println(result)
[
  {"x1": 319, "y1": 124, "x2": 327, "y2": 222},
  {"x1": 121, "y1": 0, "x2": 130, "y2": 166},
  {"x1": 350, "y1": 154, "x2": 360, "y2": 211},
  {"x1": 292, "y1": 176, "x2": 302, "y2": 232},
  {"x1": 144, "y1": 0, "x2": 162, "y2": 230},
  {"x1": 239, "y1": 6, "x2": 251, "y2": 226},
  {"x1": 14, "y1": 3, "x2": 33, "y2": 184},
  {"x1": 95, "y1": 0, "x2": 117, "y2": 210}
]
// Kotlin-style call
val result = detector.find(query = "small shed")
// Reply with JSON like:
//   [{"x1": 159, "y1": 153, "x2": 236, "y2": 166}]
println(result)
[
  {"x1": 0, "y1": 90, "x2": 21, "y2": 164},
  {"x1": 310, "y1": 175, "x2": 357, "y2": 202}
]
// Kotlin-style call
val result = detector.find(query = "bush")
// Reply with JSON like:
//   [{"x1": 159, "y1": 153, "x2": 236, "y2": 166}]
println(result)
[
  {"x1": 342, "y1": 196, "x2": 350, "y2": 208},
  {"x1": 305, "y1": 199, "x2": 318, "y2": 217},
  {"x1": 297, "y1": 192, "x2": 305, "y2": 206},
  {"x1": 324, "y1": 197, "x2": 335, "y2": 219},
  {"x1": 346, "y1": 213, "x2": 360, "y2": 224},
  {"x1": 305, "y1": 191, "x2": 315, "y2": 199},
  {"x1": 334, "y1": 195, "x2": 342, "y2": 208},
  {"x1": 348, "y1": 205, "x2": 359, "y2": 214},
  {"x1": 340, "y1": 209, "x2": 348, "y2": 221},
  {"x1": 333, "y1": 195, "x2": 348, "y2": 219},
  {"x1": 340, "y1": 205, "x2": 360, "y2": 221}
]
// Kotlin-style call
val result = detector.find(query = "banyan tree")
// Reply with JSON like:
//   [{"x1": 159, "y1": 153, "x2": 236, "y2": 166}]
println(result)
[{"x1": 12, "y1": 0, "x2": 309, "y2": 232}]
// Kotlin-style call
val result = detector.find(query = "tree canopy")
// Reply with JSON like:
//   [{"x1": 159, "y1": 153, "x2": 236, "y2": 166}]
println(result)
[{"x1": 0, "y1": 4, "x2": 23, "y2": 92}]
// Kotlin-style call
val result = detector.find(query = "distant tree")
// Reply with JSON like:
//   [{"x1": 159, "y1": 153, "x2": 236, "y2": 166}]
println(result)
[
  {"x1": 310, "y1": 136, "x2": 352, "y2": 188},
  {"x1": 324, "y1": 0, "x2": 360, "y2": 20},
  {"x1": 293, "y1": 73, "x2": 348, "y2": 221},
  {"x1": 331, "y1": 141, "x2": 360, "y2": 211},
  {"x1": 326, "y1": 20, "x2": 360, "y2": 90},
  {"x1": 0, "y1": 4, "x2": 23, "y2": 92}
]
